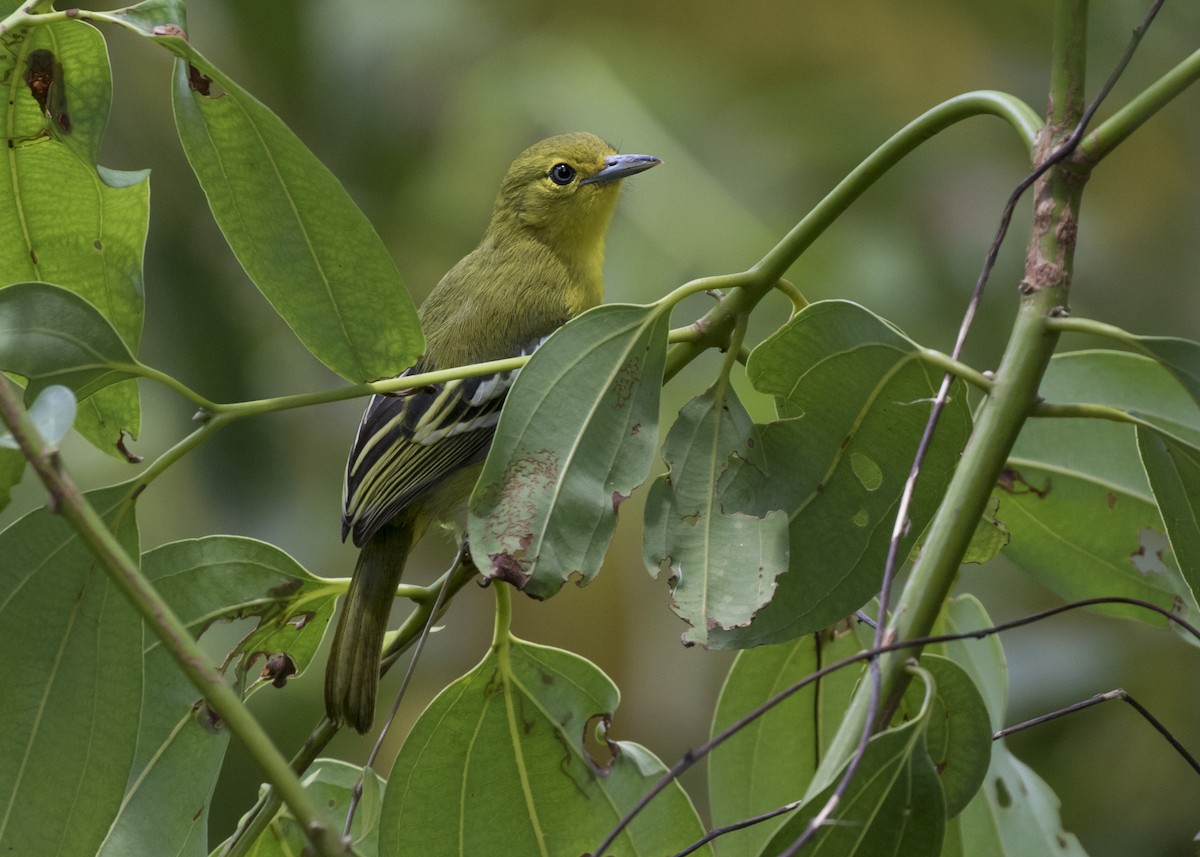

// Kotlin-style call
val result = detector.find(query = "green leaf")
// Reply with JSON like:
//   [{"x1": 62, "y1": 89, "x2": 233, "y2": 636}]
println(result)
[
  {"x1": 938, "y1": 597, "x2": 1089, "y2": 857},
  {"x1": 643, "y1": 384, "x2": 789, "y2": 645},
  {"x1": 710, "y1": 300, "x2": 972, "y2": 648},
  {"x1": 145, "y1": 31, "x2": 419, "y2": 382},
  {"x1": 1002, "y1": 350, "x2": 1200, "y2": 628},
  {"x1": 469, "y1": 304, "x2": 669, "y2": 598},
  {"x1": 214, "y1": 760, "x2": 386, "y2": 857},
  {"x1": 707, "y1": 623, "x2": 873, "y2": 857},
  {"x1": 760, "y1": 667, "x2": 945, "y2": 856},
  {"x1": 0, "y1": 446, "x2": 23, "y2": 514},
  {"x1": 0, "y1": 20, "x2": 148, "y2": 453},
  {"x1": 943, "y1": 741, "x2": 1089, "y2": 857},
  {"x1": 900, "y1": 654, "x2": 991, "y2": 818},
  {"x1": 1129, "y1": 334, "x2": 1200, "y2": 408},
  {"x1": 380, "y1": 634, "x2": 709, "y2": 857},
  {"x1": 1137, "y1": 427, "x2": 1200, "y2": 606},
  {"x1": 0, "y1": 485, "x2": 142, "y2": 857},
  {"x1": 0, "y1": 283, "x2": 138, "y2": 401},
  {"x1": 941, "y1": 595, "x2": 1008, "y2": 732}
]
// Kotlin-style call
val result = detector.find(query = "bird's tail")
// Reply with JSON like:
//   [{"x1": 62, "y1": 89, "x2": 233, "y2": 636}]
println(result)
[{"x1": 325, "y1": 524, "x2": 415, "y2": 734}]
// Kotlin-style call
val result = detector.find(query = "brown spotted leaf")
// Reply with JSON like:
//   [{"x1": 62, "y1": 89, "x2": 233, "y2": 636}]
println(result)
[{"x1": 469, "y1": 304, "x2": 669, "y2": 598}]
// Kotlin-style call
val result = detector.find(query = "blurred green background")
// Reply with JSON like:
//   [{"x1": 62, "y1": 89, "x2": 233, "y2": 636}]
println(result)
[{"x1": 4, "y1": 0, "x2": 1199, "y2": 853}]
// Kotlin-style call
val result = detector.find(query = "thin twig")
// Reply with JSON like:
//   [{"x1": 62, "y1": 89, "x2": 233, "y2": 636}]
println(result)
[
  {"x1": 996, "y1": 688, "x2": 1200, "y2": 776},
  {"x1": 667, "y1": 800, "x2": 803, "y2": 857}
]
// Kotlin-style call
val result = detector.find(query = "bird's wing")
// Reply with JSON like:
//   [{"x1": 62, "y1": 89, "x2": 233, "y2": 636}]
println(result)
[{"x1": 341, "y1": 347, "x2": 535, "y2": 547}]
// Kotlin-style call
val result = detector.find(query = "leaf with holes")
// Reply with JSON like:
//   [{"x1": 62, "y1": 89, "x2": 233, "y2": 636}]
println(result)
[
  {"x1": 139, "y1": 535, "x2": 340, "y2": 694},
  {"x1": 643, "y1": 383, "x2": 788, "y2": 645},
  {"x1": 709, "y1": 300, "x2": 971, "y2": 648},
  {"x1": 0, "y1": 20, "x2": 149, "y2": 454},
  {"x1": 938, "y1": 597, "x2": 1089, "y2": 857},
  {"x1": 98, "y1": 534, "x2": 340, "y2": 856}
]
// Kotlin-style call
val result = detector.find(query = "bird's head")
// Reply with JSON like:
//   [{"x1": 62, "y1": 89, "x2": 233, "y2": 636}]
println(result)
[{"x1": 488, "y1": 132, "x2": 660, "y2": 255}]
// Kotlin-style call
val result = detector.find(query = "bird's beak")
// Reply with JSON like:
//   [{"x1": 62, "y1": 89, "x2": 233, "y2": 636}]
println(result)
[{"x1": 580, "y1": 153, "x2": 662, "y2": 185}]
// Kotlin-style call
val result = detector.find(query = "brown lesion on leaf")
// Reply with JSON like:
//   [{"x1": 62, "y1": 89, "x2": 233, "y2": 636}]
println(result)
[
  {"x1": 261, "y1": 652, "x2": 297, "y2": 688},
  {"x1": 490, "y1": 551, "x2": 531, "y2": 588},
  {"x1": 151, "y1": 23, "x2": 187, "y2": 38},
  {"x1": 196, "y1": 699, "x2": 224, "y2": 733},
  {"x1": 116, "y1": 430, "x2": 142, "y2": 463},
  {"x1": 997, "y1": 467, "x2": 1049, "y2": 498},
  {"x1": 609, "y1": 356, "x2": 641, "y2": 409},
  {"x1": 187, "y1": 64, "x2": 214, "y2": 97},
  {"x1": 481, "y1": 448, "x2": 560, "y2": 585},
  {"x1": 24, "y1": 49, "x2": 71, "y2": 134},
  {"x1": 611, "y1": 491, "x2": 628, "y2": 514},
  {"x1": 581, "y1": 713, "x2": 618, "y2": 776}
]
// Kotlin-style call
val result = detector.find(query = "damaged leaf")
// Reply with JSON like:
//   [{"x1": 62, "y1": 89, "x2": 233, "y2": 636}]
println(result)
[
  {"x1": 897, "y1": 654, "x2": 990, "y2": 818},
  {"x1": 643, "y1": 383, "x2": 788, "y2": 646},
  {"x1": 707, "y1": 301, "x2": 971, "y2": 648},
  {"x1": 469, "y1": 304, "x2": 669, "y2": 598},
  {"x1": 100, "y1": 532, "x2": 337, "y2": 856},
  {"x1": 379, "y1": 634, "x2": 709, "y2": 857},
  {"x1": 0, "y1": 20, "x2": 148, "y2": 456},
  {"x1": 1001, "y1": 350, "x2": 1200, "y2": 630},
  {"x1": 940, "y1": 597, "x2": 1090, "y2": 857},
  {"x1": 140, "y1": 535, "x2": 340, "y2": 694}
]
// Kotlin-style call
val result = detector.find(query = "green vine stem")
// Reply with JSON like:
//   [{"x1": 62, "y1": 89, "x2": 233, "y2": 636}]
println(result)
[
  {"x1": 916, "y1": 348, "x2": 994, "y2": 392},
  {"x1": 663, "y1": 89, "x2": 1042, "y2": 382},
  {"x1": 0, "y1": 380, "x2": 348, "y2": 857},
  {"x1": 875, "y1": 0, "x2": 1091, "y2": 735},
  {"x1": 1081, "y1": 42, "x2": 1200, "y2": 164}
]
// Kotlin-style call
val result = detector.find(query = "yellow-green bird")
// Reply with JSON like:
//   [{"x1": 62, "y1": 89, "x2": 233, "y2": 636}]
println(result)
[{"x1": 327, "y1": 132, "x2": 661, "y2": 733}]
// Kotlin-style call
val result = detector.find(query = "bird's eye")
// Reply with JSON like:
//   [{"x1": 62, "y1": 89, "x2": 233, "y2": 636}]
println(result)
[{"x1": 548, "y1": 163, "x2": 576, "y2": 185}]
